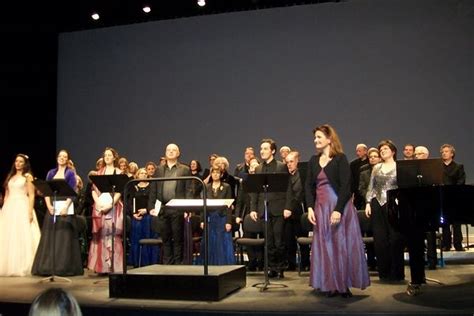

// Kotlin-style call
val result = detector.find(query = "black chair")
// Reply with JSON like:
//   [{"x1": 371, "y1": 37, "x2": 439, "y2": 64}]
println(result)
[
  {"x1": 357, "y1": 210, "x2": 375, "y2": 245},
  {"x1": 138, "y1": 216, "x2": 162, "y2": 267},
  {"x1": 234, "y1": 214, "x2": 265, "y2": 266},
  {"x1": 296, "y1": 213, "x2": 312, "y2": 276}
]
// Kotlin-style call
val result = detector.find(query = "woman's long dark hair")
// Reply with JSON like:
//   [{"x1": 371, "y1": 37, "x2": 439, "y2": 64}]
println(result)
[{"x1": 3, "y1": 153, "x2": 32, "y2": 189}]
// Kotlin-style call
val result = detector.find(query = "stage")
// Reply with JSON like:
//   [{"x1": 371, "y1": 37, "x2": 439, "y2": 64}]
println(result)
[{"x1": 1, "y1": 252, "x2": 474, "y2": 316}]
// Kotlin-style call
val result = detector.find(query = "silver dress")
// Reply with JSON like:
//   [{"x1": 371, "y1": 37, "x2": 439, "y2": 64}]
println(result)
[{"x1": 365, "y1": 163, "x2": 397, "y2": 206}]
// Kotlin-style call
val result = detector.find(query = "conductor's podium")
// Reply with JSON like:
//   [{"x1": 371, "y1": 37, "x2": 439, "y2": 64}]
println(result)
[
  {"x1": 109, "y1": 264, "x2": 246, "y2": 301},
  {"x1": 110, "y1": 197, "x2": 246, "y2": 301}
]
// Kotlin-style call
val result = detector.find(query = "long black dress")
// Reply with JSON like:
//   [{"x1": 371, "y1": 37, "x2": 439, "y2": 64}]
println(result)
[{"x1": 31, "y1": 168, "x2": 83, "y2": 276}]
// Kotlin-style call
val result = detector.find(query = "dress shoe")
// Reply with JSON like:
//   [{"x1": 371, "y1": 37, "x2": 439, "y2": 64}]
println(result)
[
  {"x1": 268, "y1": 270, "x2": 278, "y2": 278},
  {"x1": 341, "y1": 289, "x2": 353, "y2": 298},
  {"x1": 406, "y1": 283, "x2": 421, "y2": 296},
  {"x1": 442, "y1": 246, "x2": 451, "y2": 252},
  {"x1": 325, "y1": 291, "x2": 338, "y2": 297},
  {"x1": 455, "y1": 247, "x2": 465, "y2": 252},
  {"x1": 277, "y1": 270, "x2": 284, "y2": 279}
]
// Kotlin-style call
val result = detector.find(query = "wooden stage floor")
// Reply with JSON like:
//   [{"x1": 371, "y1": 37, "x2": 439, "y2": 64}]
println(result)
[{"x1": 1, "y1": 253, "x2": 474, "y2": 316}]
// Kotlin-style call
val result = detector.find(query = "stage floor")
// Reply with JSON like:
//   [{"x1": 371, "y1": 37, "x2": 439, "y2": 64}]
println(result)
[{"x1": 1, "y1": 251, "x2": 474, "y2": 315}]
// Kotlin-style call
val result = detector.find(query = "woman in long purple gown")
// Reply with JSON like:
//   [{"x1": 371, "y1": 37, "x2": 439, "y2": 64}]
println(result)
[{"x1": 305, "y1": 124, "x2": 370, "y2": 297}]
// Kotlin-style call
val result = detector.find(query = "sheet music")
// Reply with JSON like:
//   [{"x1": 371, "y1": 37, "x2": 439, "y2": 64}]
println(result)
[
  {"x1": 149, "y1": 199, "x2": 162, "y2": 217},
  {"x1": 98, "y1": 193, "x2": 113, "y2": 206},
  {"x1": 54, "y1": 200, "x2": 74, "y2": 215},
  {"x1": 166, "y1": 199, "x2": 234, "y2": 208}
]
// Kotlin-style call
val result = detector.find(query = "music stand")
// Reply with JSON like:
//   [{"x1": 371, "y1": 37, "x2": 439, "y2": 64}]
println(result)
[
  {"x1": 396, "y1": 159, "x2": 443, "y2": 188},
  {"x1": 33, "y1": 179, "x2": 77, "y2": 283},
  {"x1": 90, "y1": 174, "x2": 129, "y2": 274},
  {"x1": 396, "y1": 159, "x2": 444, "y2": 286},
  {"x1": 245, "y1": 173, "x2": 289, "y2": 292}
]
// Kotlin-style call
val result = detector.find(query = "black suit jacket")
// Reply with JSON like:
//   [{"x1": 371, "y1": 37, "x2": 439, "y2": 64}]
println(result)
[
  {"x1": 305, "y1": 153, "x2": 351, "y2": 215},
  {"x1": 147, "y1": 162, "x2": 193, "y2": 211},
  {"x1": 250, "y1": 159, "x2": 291, "y2": 217},
  {"x1": 443, "y1": 161, "x2": 466, "y2": 185},
  {"x1": 285, "y1": 169, "x2": 304, "y2": 219}
]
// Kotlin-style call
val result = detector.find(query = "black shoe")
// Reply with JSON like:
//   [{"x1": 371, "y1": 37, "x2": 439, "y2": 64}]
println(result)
[
  {"x1": 341, "y1": 289, "x2": 353, "y2": 298},
  {"x1": 277, "y1": 270, "x2": 284, "y2": 279},
  {"x1": 455, "y1": 247, "x2": 465, "y2": 252},
  {"x1": 268, "y1": 270, "x2": 278, "y2": 278},
  {"x1": 442, "y1": 246, "x2": 451, "y2": 252},
  {"x1": 325, "y1": 291, "x2": 338, "y2": 297},
  {"x1": 406, "y1": 283, "x2": 422, "y2": 296},
  {"x1": 247, "y1": 265, "x2": 257, "y2": 272}
]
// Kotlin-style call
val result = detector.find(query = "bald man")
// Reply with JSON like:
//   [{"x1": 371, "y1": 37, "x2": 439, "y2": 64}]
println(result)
[
  {"x1": 350, "y1": 144, "x2": 369, "y2": 210},
  {"x1": 148, "y1": 143, "x2": 193, "y2": 264}
]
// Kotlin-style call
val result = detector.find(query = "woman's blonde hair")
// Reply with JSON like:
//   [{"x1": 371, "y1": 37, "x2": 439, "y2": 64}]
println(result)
[{"x1": 29, "y1": 288, "x2": 82, "y2": 316}]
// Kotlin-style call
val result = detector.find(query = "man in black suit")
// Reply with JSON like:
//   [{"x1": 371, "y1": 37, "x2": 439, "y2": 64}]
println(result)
[
  {"x1": 350, "y1": 144, "x2": 369, "y2": 210},
  {"x1": 250, "y1": 138, "x2": 291, "y2": 278},
  {"x1": 440, "y1": 144, "x2": 466, "y2": 251},
  {"x1": 148, "y1": 143, "x2": 192, "y2": 264},
  {"x1": 234, "y1": 147, "x2": 255, "y2": 179},
  {"x1": 283, "y1": 151, "x2": 306, "y2": 271}
]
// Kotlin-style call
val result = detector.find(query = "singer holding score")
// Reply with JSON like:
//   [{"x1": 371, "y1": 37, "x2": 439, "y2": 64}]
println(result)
[
  {"x1": 32, "y1": 149, "x2": 83, "y2": 276},
  {"x1": 88, "y1": 147, "x2": 124, "y2": 274}
]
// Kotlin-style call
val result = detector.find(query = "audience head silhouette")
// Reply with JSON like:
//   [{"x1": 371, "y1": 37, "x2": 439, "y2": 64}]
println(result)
[{"x1": 29, "y1": 288, "x2": 82, "y2": 316}]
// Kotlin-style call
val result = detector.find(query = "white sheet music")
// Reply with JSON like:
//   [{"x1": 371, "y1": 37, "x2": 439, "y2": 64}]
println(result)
[
  {"x1": 54, "y1": 200, "x2": 74, "y2": 215},
  {"x1": 149, "y1": 200, "x2": 162, "y2": 217},
  {"x1": 98, "y1": 192, "x2": 113, "y2": 206},
  {"x1": 166, "y1": 199, "x2": 234, "y2": 208}
]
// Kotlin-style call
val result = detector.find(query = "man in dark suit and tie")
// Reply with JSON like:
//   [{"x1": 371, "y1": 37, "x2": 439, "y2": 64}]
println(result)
[
  {"x1": 148, "y1": 143, "x2": 192, "y2": 264},
  {"x1": 250, "y1": 138, "x2": 291, "y2": 278}
]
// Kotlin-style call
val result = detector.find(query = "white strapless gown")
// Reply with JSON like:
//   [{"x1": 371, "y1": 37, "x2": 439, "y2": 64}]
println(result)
[{"x1": 0, "y1": 176, "x2": 41, "y2": 276}]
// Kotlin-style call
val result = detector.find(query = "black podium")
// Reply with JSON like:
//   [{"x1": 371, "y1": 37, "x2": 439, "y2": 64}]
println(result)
[
  {"x1": 244, "y1": 173, "x2": 289, "y2": 292},
  {"x1": 109, "y1": 176, "x2": 246, "y2": 301},
  {"x1": 33, "y1": 179, "x2": 77, "y2": 283},
  {"x1": 89, "y1": 174, "x2": 129, "y2": 273}
]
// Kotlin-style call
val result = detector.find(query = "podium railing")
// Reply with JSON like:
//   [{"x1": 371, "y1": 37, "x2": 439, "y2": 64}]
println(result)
[{"x1": 122, "y1": 176, "x2": 210, "y2": 275}]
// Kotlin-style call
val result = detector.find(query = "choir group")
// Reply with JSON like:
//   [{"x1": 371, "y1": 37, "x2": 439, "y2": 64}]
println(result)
[{"x1": 0, "y1": 124, "x2": 466, "y2": 297}]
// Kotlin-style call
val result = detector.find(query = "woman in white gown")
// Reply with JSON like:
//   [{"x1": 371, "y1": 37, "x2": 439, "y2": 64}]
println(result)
[{"x1": 0, "y1": 153, "x2": 41, "y2": 276}]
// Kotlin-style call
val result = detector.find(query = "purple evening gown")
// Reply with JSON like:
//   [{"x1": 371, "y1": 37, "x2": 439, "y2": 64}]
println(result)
[{"x1": 310, "y1": 170, "x2": 370, "y2": 292}]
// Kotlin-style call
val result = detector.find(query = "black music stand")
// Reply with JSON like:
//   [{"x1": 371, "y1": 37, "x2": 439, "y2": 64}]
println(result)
[
  {"x1": 90, "y1": 174, "x2": 129, "y2": 274},
  {"x1": 245, "y1": 173, "x2": 289, "y2": 292},
  {"x1": 33, "y1": 179, "x2": 77, "y2": 283},
  {"x1": 396, "y1": 159, "x2": 444, "y2": 286}
]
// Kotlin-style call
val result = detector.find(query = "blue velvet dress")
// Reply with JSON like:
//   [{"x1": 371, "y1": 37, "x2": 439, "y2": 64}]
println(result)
[
  {"x1": 127, "y1": 184, "x2": 160, "y2": 267},
  {"x1": 199, "y1": 182, "x2": 235, "y2": 265}
]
